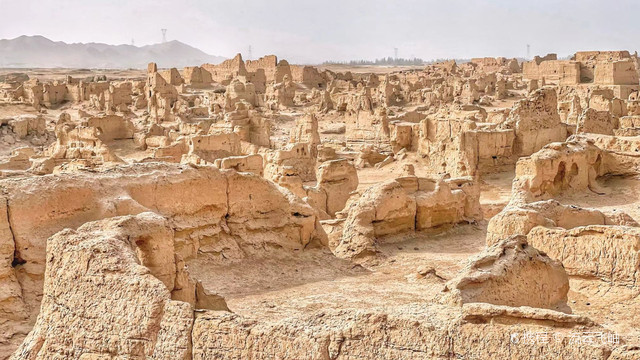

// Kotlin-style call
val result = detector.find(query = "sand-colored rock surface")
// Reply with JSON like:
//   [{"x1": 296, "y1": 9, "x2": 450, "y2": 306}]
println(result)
[
  {"x1": 1, "y1": 47, "x2": 640, "y2": 359},
  {"x1": 12, "y1": 213, "x2": 194, "y2": 360}
]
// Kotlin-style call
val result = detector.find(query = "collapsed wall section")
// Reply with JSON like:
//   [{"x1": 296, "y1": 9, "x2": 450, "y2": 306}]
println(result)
[
  {"x1": 12, "y1": 213, "x2": 194, "y2": 360},
  {"x1": 334, "y1": 176, "x2": 481, "y2": 259},
  {"x1": 0, "y1": 163, "x2": 326, "y2": 354}
]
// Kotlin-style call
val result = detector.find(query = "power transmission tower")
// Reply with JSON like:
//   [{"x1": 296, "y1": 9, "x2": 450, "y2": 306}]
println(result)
[
  {"x1": 248, "y1": 45, "x2": 252, "y2": 60},
  {"x1": 161, "y1": 29, "x2": 167, "y2": 43},
  {"x1": 527, "y1": 44, "x2": 530, "y2": 59},
  {"x1": 394, "y1": 47, "x2": 398, "y2": 60},
  {"x1": 131, "y1": 38, "x2": 135, "y2": 46}
]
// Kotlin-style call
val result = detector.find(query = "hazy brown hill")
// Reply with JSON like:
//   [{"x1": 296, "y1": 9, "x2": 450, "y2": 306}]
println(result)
[{"x1": 0, "y1": 35, "x2": 226, "y2": 69}]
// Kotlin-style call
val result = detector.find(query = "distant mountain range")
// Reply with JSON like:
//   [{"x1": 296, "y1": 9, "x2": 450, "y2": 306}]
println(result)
[{"x1": 0, "y1": 35, "x2": 226, "y2": 69}]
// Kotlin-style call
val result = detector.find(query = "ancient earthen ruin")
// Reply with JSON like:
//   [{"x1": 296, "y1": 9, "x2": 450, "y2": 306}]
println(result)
[{"x1": 1, "y1": 48, "x2": 640, "y2": 360}]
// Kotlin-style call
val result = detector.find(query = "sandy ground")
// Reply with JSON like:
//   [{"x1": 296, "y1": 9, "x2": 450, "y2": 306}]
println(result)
[
  {"x1": 559, "y1": 175, "x2": 640, "y2": 222},
  {"x1": 317, "y1": 64, "x2": 426, "y2": 74},
  {"x1": 189, "y1": 223, "x2": 487, "y2": 324},
  {"x1": 0, "y1": 68, "x2": 146, "y2": 81}
]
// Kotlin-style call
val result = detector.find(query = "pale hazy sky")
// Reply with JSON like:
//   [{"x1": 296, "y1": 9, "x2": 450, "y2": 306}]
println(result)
[{"x1": 1, "y1": 0, "x2": 638, "y2": 64}]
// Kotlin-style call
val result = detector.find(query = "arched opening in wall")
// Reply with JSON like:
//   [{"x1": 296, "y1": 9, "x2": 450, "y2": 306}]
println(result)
[
  {"x1": 134, "y1": 236, "x2": 153, "y2": 265},
  {"x1": 593, "y1": 154, "x2": 602, "y2": 175},
  {"x1": 567, "y1": 162, "x2": 579, "y2": 187},
  {"x1": 553, "y1": 161, "x2": 566, "y2": 191}
]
